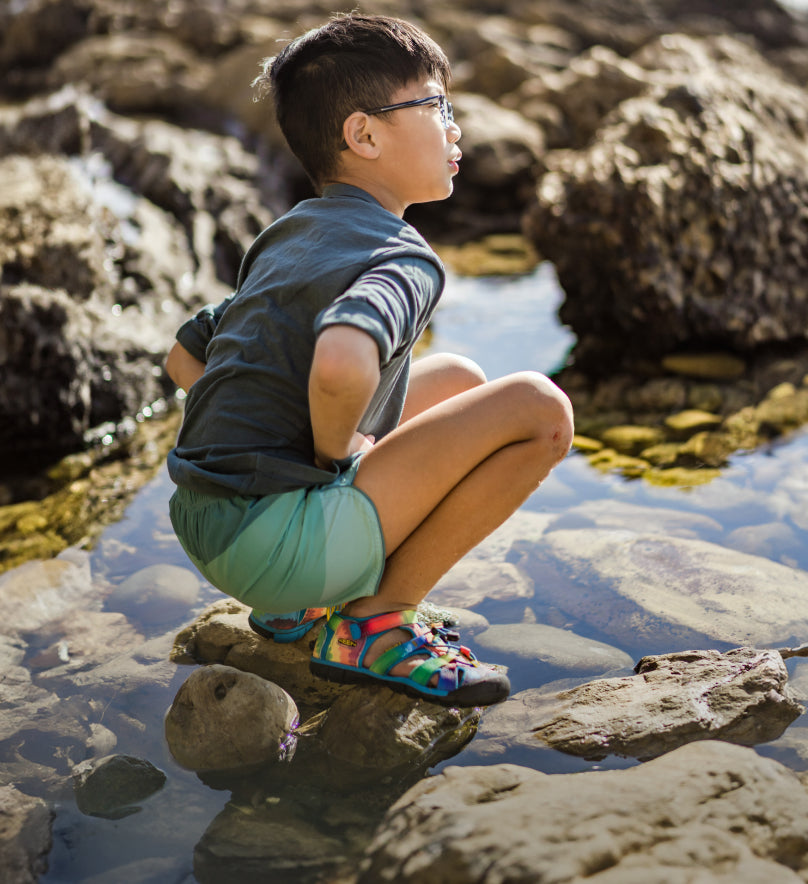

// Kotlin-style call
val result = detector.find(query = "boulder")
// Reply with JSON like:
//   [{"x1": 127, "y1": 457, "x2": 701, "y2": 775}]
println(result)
[
  {"x1": 525, "y1": 34, "x2": 808, "y2": 367},
  {"x1": 358, "y1": 741, "x2": 808, "y2": 883},
  {"x1": 164, "y1": 664, "x2": 299, "y2": 771},
  {"x1": 105, "y1": 563, "x2": 200, "y2": 625}
]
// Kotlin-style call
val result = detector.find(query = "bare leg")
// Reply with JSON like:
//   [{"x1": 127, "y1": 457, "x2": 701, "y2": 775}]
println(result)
[
  {"x1": 345, "y1": 370, "x2": 573, "y2": 672},
  {"x1": 400, "y1": 352, "x2": 487, "y2": 424}
]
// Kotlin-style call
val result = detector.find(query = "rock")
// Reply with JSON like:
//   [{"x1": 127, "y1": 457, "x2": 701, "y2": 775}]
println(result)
[
  {"x1": 599, "y1": 424, "x2": 665, "y2": 455},
  {"x1": 429, "y1": 560, "x2": 534, "y2": 609},
  {"x1": 194, "y1": 800, "x2": 346, "y2": 884},
  {"x1": 164, "y1": 664, "x2": 299, "y2": 771},
  {"x1": 171, "y1": 598, "x2": 345, "y2": 707},
  {"x1": 525, "y1": 34, "x2": 808, "y2": 367},
  {"x1": 662, "y1": 352, "x2": 747, "y2": 380},
  {"x1": 317, "y1": 687, "x2": 480, "y2": 771},
  {"x1": 0, "y1": 88, "x2": 271, "y2": 462},
  {"x1": 72, "y1": 754, "x2": 166, "y2": 819},
  {"x1": 474, "y1": 622, "x2": 633, "y2": 675},
  {"x1": 524, "y1": 647, "x2": 802, "y2": 760},
  {"x1": 0, "y1": 785, "x2": 53, "y2": 884},
  {"x1": 357, "y1": 741, "x2": 808, "y2": 883},
  {"x1": 515, "y1": 528, "x2": 808, "y2": 650},
  {"x1": 664, "y1": 408, "x2": 723, "y2": 437},
  {"x1": 105, "y1": 563, "x2": 200, "y2": 625},
  {"x1": 0, "y1": 548, "x2": 95, "y2": 635}
]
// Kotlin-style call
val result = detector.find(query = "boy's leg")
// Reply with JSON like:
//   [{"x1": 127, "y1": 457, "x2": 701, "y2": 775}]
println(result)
[
  {"x1": 399, "y1": 352, "x2": 487, "y2": 424},
  {"x1": 338, "y1": 370, "x2": 572, "y2": 677},
  {"x1": 353, "y1": 370, "x2": 573, "y2": 607}
]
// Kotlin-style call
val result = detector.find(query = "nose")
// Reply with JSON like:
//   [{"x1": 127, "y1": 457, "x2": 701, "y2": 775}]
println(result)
[{"x1": 447, "y1": 119, "x2": 461, "y2": 142}]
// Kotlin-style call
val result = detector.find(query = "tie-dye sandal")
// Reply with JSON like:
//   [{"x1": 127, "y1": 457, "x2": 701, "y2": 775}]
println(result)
[
  {"x1": 248, "y1": 607, "x2": 328, "y2": 643},
  {"x1": 310, "y1": 609, "x2": 510, "y2": 707}
]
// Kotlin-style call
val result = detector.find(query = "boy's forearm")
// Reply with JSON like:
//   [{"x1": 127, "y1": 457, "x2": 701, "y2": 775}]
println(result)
[
  {"x1": 165, "y1": 341, "x2": 205, "y2": 392},
  {"x1": 309, "y1": 326, "x2": 380, "y2": 467}
]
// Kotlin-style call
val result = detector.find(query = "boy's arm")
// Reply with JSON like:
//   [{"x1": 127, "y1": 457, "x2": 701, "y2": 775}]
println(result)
[
  {"x1": 309, "y1": 325, "x2": 380, "y2": 469},
  {"x1": 165, "y1": 341, "x2": 206, "y2": 393}
]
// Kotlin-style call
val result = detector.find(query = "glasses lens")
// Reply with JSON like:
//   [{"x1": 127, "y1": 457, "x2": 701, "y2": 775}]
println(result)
[{"x1": 445, "y1": 100, "x2": 454, "y2": 127}]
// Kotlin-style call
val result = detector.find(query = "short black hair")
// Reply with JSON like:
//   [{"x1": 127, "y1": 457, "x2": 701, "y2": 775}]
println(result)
[{"x1": 255, "y1": 13, "x2": 451, "y2": 190}]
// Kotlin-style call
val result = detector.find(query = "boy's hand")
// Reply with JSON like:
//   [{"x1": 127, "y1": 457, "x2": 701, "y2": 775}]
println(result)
[{"x1": 314, "y1": 431, "x2": 375, "y2": 471}]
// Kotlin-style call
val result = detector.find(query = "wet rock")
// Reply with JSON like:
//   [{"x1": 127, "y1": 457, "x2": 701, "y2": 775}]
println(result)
[
  {"x1": 72, "y1": 754, "x2": 166, "y2": 819},
  {"x1": 516, "y1": 528, "x2": 808, "y2": 650},
  {"x1": 165, "y1": 664, "x2": 299, "y2": 772},
  {"x1": 171, "y1": 598, "x2": 344, "y2": 707},
  {"x1": 358, "y1": 741, "x2": 808, "y2": 883},
  {"x1": 105, "y1": 563, "x2": 200, "y2": 625},
  {"x1": 525, "y1": 647, "x2": 802, "y2": 760},
  {"x1": 474, "y1": 623, "x2": 633, "y2": 675},
  {"x1": 318, "y1": 687, "x2": 480, "y2": 771},
  {"x1": 525, "y1": 34, "x2": 808, "y2": 366},
  {"x1": 0, "y1": 785, "x2": 53, "y2": 884},
  {"x1": 600, "y1": 424, "x2": 664, "y2": 456},
  {"x1": 0, "y1": 548, "x2": 95, "y2": 635},
  {"x1": 194, "y1": 799, "x2": 346, "y2": 884}
]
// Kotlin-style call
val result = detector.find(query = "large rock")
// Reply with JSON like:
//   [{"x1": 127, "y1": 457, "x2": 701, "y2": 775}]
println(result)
[
  {"x1": 0, "y1": 786, "x2": 53, "y2": 884},
  {"x1": 0, "y1": 88, "x2": 272, "y2": 461},
  {"x1": 524, "y1": 34, "x2": 808, "y2": 367},
  {"x1": 358, "y1": 741, "x2": 808, "y2": 883},
  {"x1": 476, "y1": 647, "x2": 801, "y2": 761},
  {"x1": 72, "y1": 754, "x2": 166, "y2": 819}
]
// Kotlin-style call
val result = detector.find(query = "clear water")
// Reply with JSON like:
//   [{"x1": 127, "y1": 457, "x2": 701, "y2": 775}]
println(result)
[{"x1": 38, "y1": 263, "x2": 808, "y2": 882}]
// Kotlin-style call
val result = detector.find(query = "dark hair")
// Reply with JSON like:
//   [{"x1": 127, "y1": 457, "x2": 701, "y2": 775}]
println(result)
[{"x1": 254, "y1": 13, "x2": 451, "y2": 190}]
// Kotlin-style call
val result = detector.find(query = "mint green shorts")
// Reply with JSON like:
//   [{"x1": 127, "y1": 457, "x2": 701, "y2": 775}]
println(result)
[{"x1": 169, "y1": 459, "x2": 385, "y2": 613}]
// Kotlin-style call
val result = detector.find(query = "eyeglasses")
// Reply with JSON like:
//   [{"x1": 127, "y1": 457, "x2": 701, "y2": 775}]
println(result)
[{"x1": 363, "y1": 94, "x2": 454, "y2": 129}]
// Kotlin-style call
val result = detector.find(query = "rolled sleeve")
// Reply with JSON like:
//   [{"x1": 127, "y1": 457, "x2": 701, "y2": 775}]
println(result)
[
  {"x1": 313, "y1": 257, "x2": 442, "y2": 366},
  {"x1": 175, "y1": 295, "x2": 235, "y2": 362}
]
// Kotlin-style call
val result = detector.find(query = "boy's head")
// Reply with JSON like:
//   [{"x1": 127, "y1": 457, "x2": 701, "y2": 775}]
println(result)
[{"x1": 255, "y1": 14, "x2": 451, "y2": 190}]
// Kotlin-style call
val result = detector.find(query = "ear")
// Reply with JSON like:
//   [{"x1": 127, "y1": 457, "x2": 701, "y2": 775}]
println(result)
[{"x1": 342, "y1": 111, "x2": 381, "y2": 159}]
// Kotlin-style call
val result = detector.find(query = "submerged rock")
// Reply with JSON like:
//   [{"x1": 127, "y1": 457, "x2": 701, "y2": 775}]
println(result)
[
  {"x1": 72, "y1": 754, "x2": 166, "y2": 819},
  {"x1": 165, "y1": 664, "x2": 299, "y2": 772},
  {"x1": 358, "y1": 741, "x2": 808, "y2": 883}
]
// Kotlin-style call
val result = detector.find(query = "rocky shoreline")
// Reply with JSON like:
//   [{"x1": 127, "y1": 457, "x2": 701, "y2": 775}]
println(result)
[{"x1": 5, "y1": 0, "x2": 808, "y2": 881}]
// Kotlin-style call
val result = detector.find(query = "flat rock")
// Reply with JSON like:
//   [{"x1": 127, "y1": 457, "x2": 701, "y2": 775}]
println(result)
[
  {"x1": 478, "y1": 647, "x2": 802, "y2": 761},
  {"x1": 516, "y1": 528, "x2": 808, "y2": 650},
  {"x1": 358, "y1": 741, "x2": 808, "y2": 883},
  {"x1": 72, "y1": 754, "x2": 166, "y2": 819}
]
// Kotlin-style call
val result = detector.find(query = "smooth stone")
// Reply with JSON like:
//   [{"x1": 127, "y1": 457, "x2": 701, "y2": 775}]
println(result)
[
  {"x1": 72, "y1": 754, "x2": 166, "y2": 818},
  {"x1": 165, "y1": 664, "x2": 298, "y2": 771},
  {"x1": 474, "y1": 622, "x2": 633, "y2": 674}
]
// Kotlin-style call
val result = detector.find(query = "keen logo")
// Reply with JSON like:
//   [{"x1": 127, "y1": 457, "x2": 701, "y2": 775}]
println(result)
[{"x1": 338, "y1": 638, "x2": 357, "y2": 647}]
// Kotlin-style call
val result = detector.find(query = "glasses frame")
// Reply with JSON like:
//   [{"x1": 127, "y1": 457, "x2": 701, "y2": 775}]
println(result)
[{"x1": 363, "y1": 94, "x2": 454, "y2": 129}]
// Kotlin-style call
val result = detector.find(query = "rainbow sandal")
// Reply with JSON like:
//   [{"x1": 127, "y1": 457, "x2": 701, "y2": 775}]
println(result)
[
  {"x1": 310, "y1": 610, "x2": 510, "y2": 707},
  {"x1": 249, "y1": 607, "x2": 328, "y2": 643}
]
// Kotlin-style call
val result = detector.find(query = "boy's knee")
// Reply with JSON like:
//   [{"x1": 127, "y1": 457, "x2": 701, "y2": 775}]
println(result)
[{"x1": 512, "y1": 371, "x2": 574, "y2": 456}]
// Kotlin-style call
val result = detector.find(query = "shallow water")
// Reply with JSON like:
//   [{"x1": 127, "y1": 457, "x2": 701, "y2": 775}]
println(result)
[{"x1": 39, "y1": 264, "x2": 808, "y2": 882}]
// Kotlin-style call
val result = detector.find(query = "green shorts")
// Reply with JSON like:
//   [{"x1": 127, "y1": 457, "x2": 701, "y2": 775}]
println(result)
[{"x1": 169, "y1": 458, "x2": 385, "y2": 613}]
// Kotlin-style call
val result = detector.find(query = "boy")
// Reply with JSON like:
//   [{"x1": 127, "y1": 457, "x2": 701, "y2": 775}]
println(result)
[{"x1": 165, "y1": 13, "x2": 573, "y2": 708}]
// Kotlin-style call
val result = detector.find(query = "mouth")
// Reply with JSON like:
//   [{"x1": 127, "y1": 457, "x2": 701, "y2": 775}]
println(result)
[{"x1": 449, "y1": 151, "x2": 462, "y2": 173}]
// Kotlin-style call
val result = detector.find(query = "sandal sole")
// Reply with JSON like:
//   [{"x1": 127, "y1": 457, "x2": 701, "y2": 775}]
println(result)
[{"x1": 309, "y1": 658, "x2": 510, "y2": 707}]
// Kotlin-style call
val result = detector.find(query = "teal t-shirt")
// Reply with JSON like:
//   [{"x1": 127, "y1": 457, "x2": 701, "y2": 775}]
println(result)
[{"x1": 167, "y1": 183, "x2": 445, "y2": 497}]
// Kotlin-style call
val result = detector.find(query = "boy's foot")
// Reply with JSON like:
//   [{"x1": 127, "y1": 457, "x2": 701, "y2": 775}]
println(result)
[
  {"x1": 310, "y1": 609, "x2": 510, "y2": 707},
  {"x1": 249, "y1": 607, "x2": 328, "y2": 643}
]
